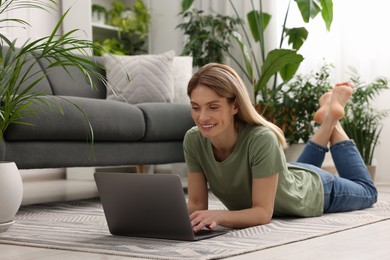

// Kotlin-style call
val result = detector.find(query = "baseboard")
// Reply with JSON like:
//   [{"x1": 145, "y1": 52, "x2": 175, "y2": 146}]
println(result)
[
  {"x1": 66, "y1": 165, "x2": 145, "y2": 180},
  {"x1": 20, "y1": 168, "x2": 66, "y2": 182}
]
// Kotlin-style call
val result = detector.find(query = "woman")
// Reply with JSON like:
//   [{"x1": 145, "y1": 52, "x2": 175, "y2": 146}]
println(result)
[{"x1": 183, "y1": 63, "x2": 377, "y2": 233}]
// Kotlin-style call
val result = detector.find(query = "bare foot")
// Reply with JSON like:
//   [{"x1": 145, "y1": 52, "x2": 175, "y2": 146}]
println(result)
[
  {"x1": 313, "y1": 91, "x2": 332, "y2": 123},
  {"x1": 313, "y1": 82, "x2": 353, "y2": 123},
  {"x1": 328, "y1": 82, "x2": 353, "y2": 121}
]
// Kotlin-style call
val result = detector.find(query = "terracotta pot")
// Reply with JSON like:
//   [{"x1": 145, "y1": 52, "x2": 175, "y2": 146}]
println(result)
[{"x1": 0, "y1": 161, "x2": 23, "y2": 233}]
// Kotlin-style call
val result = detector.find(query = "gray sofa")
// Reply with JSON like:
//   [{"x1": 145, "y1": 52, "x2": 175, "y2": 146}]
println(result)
[{"x1": 0, "y1": 51, "x2": 195, "y2": 170}]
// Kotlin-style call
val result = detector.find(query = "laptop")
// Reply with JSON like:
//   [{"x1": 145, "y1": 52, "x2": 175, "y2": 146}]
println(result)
[{"x1": 94, "y1": 172, "x2": 228, "y2": 241}]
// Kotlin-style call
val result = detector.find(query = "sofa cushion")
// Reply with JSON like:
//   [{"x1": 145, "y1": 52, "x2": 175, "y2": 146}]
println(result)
[
  {"x1": 1, "y1": 46, "x2": 53, "y2": 95},
  {"x1": 38, "y1": 56, "x2": 107, "y2": 99},
  {"x1": 4, "y1": 96, "x2": 145, "y2": 142},
  {"x1": 136, "y1": 103, "x2": 194, "y2": 141},
  {"x1": 104, "y1": 51, "x2": 175, "y2": 104}
]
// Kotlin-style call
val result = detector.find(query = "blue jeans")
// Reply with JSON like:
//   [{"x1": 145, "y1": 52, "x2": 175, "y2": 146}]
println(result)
[{"x1": 290, "y1": 140, "x2": 377, "y2": 213}]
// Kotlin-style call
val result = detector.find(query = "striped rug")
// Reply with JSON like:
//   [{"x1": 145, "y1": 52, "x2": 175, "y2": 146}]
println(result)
[{"x1": 1, "y1": 195, "x2": 390, "y2": 260}]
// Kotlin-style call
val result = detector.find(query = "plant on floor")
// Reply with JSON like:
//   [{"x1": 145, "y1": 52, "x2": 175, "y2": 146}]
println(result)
[
  {"x1": 0, "y1": 0, "x2": 121, "y2": 141},
  {"x1": 341, "y1": 71, "x2": 389, "y2": 165}
]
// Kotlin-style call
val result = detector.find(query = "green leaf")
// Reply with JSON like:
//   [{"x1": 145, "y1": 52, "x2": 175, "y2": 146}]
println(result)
[
  {"x1": 294, "y1": 0, "x2": 333, "y2": 30},
  {"x1": 285, "y1": 27, "x2": 308, "y2": 50},
  {"x1": 257, "y1": 49, "x2": 304, "y2": 92},
  {"x1": 279, "y1": 60, "x2": 302, "y2": 82},
  {"x1": 247, "y1": 10, "x2": 271, "y2": 43},
  {"x1": 294, "y1": 0, "x2": 322, "y2": 22},
  {"x1": 320, "y1": 0, "x2": 333, "y2": 31},
  {"x1": 181, "y1": 0, "x2": 195, "y2": 13}
]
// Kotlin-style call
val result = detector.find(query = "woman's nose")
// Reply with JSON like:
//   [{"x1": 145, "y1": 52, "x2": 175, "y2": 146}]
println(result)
[{"x1": 198, "y1": 109, "x2": 210, "y2": 121}]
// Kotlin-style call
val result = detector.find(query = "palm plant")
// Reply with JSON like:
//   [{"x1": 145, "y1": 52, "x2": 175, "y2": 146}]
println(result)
[{"x1": 0, "y1": 0, "x2": 118, "y2": 140}]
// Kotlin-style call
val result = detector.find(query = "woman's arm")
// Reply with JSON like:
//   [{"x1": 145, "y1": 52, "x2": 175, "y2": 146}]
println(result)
[
  {"x1": 190, "y1": 173, "x2": 278, "y2": 232},
  {"x1": 187, "y1": 171, "x2": 209, "y2": 214}
]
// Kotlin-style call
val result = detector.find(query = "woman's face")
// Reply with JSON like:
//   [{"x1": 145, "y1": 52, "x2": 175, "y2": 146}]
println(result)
[{"x1": 190, "y1": 85, "x2": 238, "y2": 140}]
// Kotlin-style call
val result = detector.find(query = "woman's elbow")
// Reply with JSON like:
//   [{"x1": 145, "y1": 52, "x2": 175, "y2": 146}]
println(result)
[
  {"x1": 254, "y1": 207, "x2": 273, "y2": 225},
  {"x1": 260, "y1": 213, "x2": 273, "y2": 225}
]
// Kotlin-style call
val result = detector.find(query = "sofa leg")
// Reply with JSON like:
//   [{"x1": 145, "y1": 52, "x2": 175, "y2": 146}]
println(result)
[{"x1": 136, "y1": 165, "x2": 144, "y2": 174}]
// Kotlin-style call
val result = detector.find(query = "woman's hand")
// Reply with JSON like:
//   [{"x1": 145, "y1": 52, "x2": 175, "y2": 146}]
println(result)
[
  {"x1": 190, "y1": 210, "x2": 225, "y2": 232},
  {"x1": 189, "y1": 174, "x2": 279, "y2": 231}
]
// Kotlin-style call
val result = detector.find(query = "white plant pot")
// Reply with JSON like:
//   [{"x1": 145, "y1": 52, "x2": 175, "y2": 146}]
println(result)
[
  {"x1": 0, "y1": 161, "x2": 23, "y2": 233},
  {"x1": 92, "y1": 12, "x2": 106, "y2": 25}
]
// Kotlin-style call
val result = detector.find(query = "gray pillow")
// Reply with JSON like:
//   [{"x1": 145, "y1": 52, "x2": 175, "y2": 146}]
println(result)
[{"x1": 104, "y1": 51, "x2": 175, "y2": 103}]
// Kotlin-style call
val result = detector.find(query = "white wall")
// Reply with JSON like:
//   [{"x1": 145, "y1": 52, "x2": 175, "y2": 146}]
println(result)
[
  {"x1": 0, "y1": 2, "x2": 60, "y2": 47},
  {"x1": 148, "y1": 0, "x2": 183, "y2": 55}
]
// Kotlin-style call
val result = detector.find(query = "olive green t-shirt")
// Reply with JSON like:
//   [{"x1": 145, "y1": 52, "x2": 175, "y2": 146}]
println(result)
[{"x1": 183, "y1": 124, "x2": 324, "y2": 217}]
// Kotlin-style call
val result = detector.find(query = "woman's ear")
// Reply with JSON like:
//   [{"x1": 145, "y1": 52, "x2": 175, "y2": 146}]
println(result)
[{"x1": 233, "y1": 103, "x2": 239, "y2": 114}]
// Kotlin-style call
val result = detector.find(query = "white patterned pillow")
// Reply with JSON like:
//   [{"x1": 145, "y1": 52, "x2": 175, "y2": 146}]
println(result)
[
  {"x1": 173, "y1": 56, "x2": 193, "y2": 104},
  {"x1": 104, "y1": 51, "x2": 175, "y2": 103}
]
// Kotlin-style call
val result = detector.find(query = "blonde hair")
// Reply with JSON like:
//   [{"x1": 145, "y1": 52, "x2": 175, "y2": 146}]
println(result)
[{"x1": 188, "y1": 63, "x2": 287, "y2": 148}]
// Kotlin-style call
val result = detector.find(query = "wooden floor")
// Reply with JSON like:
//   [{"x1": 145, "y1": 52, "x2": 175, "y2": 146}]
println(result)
[{"x1": 1, "y1": 170, "x2": 390, "y2": 260}]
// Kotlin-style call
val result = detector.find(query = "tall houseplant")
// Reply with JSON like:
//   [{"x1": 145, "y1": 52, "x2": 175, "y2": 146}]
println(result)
[
  {"x1": 228, "y1": 0, "x2": 333, "y2": 102},
  {"x1": 180, "y1": 0, "x2": 333, "y2": 144}
]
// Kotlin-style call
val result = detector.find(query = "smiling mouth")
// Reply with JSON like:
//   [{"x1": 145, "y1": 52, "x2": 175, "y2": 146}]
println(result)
[{"x1": 201, "y1": 124, "x2": 216, "y2": 129}]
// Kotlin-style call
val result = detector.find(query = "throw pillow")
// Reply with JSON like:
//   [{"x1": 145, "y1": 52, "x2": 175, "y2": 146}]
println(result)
[
  {"x1": 172, "y1": 56, "x2": 193, "y2": 104},
  {"x1": 104, "y1": 51, "x2": 175, "y2": 103}
]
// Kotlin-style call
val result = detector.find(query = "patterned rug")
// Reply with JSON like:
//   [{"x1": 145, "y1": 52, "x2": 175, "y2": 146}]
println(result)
[{"x1": 1, "y1": 195, "x2": 390, "y2": 260}]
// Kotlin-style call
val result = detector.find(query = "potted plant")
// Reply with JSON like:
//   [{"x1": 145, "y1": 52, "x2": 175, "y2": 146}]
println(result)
[
  {"x1": 0, "y1": 0, "x2": 112, "y2": 231},
  {"x1": 176, "y1": 8, "x2": 241, "y2": 67},
  {"x1": 94, "y1": 0, "x2": 151, "y2": 56},
  {"x1": 92, "y1": 4, "x2": 107, "y2": 24},
  {"x1": 341, "y1": 70, "x2": 389, "y2": 180}
]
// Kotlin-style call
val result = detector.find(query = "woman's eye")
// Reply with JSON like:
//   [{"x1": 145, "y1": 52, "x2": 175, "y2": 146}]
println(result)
[
  {"x1": 209, "y1": 106, "x2": 219, "y2": 110},
  {"x1": 192, "y1": 106, "x2": 200, "y2": 111}
]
